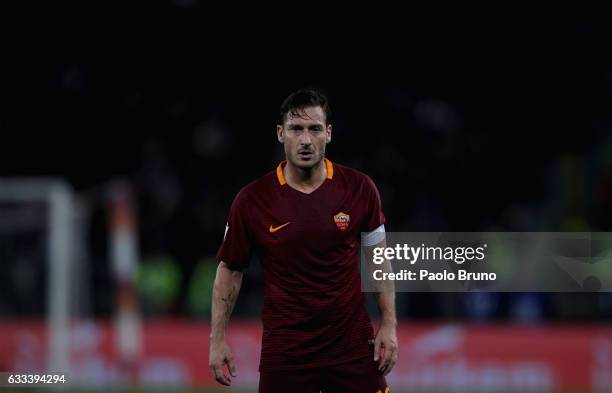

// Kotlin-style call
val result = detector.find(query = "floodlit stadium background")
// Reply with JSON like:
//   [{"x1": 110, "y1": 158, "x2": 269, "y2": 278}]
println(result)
[{"x1": 1, "y1": 5, "x2": 612, "y2": 392}]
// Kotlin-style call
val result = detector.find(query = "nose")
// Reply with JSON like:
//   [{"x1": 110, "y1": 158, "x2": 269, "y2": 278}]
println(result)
[{"x1": 299, "y1": 130, "x2": 312, "y2": 145}]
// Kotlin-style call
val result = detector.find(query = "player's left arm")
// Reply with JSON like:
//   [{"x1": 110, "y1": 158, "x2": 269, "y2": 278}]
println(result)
[
  {"x1": 364, "y1": 236, "x2": 398, "y2": 376},
  {"x1": 374, "y1": 285, "x2": 397, "y2": 375},
  {"x1": 362, "y1": 175, "x2": 397, "y2": 375}
]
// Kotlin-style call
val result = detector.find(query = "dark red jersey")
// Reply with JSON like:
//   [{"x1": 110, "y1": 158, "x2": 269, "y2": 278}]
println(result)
[{"x1": 217, "y1": 159, "x2": 385, "y2": 371}]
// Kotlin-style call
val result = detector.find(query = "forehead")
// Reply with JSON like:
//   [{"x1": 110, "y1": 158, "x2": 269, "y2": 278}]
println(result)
[{"x1": 285, "y1": 106, "x2": 326, "y2": 125}]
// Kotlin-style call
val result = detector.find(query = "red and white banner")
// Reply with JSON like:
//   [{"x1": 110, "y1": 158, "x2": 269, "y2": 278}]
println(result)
[{"x1": 0, "y1": 320, "x2": 611, "y2": 391}]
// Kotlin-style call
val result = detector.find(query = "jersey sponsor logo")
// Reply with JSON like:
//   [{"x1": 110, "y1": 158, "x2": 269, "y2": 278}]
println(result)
[
  {"x1": 334, "y1": 211, "x2": 350, "y2": 231},
  {"x1": 269, "y1": 222, "x2": 291, "y2": 233}
]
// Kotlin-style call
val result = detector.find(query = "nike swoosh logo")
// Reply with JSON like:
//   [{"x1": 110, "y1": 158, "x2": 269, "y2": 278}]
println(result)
[{"x1": 269, "y1": 222, "x2": 290, "y2": 233}]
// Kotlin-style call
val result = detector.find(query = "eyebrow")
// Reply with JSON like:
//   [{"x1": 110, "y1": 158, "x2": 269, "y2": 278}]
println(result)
[{"x1": 288, "y1": 123, "x2": 324, "y2": 128}]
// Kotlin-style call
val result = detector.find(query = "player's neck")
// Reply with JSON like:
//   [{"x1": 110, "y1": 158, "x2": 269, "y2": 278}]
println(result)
[{"x1": 284, "y1": 159, "x2": 327, "y2": 194}]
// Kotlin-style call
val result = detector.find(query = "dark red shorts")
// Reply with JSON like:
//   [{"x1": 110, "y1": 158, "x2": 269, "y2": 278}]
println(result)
[{"x1": 258, "y1": 355, "x2": 389, "y2": 393}]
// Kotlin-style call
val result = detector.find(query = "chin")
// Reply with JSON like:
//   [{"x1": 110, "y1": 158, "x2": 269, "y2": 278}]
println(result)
[{"x1": 291, "y1": 156, "x2": 322, "y2": 170}]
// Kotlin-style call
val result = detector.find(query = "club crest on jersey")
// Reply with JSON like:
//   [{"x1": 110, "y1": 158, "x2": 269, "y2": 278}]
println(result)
[{"x1": 333, "y1": 211, "x2": 350, "y2": 231}]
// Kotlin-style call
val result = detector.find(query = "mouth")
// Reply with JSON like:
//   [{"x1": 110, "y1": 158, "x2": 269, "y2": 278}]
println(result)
[{"x1": 297, "y1": 151, "x2": 314, "y2": 160}]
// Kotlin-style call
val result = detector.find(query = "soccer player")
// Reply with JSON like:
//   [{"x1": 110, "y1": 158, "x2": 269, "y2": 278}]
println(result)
[{"x1": 209, "y1": 88, "x2": 397, "y2": 392}]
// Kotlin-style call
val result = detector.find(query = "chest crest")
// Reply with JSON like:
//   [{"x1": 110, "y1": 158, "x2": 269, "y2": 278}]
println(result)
[{"x1": 333, "y1": 211, "x2": 350, "y2": 231}]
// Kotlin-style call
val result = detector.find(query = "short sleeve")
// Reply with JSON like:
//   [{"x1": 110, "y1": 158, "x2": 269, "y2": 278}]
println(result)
[
  {"x1": 362, "y1": 175, "x2": 386, "y2": 232},
  {"x1": 216, "y1": 189, "x2": 253, "y2": 270}
]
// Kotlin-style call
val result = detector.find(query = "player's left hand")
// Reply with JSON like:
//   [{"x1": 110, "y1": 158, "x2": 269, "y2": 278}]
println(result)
[{"x1": 373, "y1": 321, "x2": 398, "y2": 376}]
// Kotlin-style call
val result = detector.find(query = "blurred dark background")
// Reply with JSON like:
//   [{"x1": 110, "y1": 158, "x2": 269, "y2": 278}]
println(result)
[{"x1": 1, "y1": 4, "x2": 612, "y2": 323}]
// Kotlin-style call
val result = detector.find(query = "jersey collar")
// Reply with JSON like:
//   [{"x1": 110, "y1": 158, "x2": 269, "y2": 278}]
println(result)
[{"x1": 276, "y1": 158, "x2": 334, "y2": 186}]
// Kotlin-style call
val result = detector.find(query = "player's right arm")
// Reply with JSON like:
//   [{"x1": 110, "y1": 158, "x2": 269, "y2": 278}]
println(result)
[
  {"x1": 209, "y1": 261, "x2": 243, "y2": 386},
  {"x1": 211, "y1": 188, "x2": 252, "y2": 385}
]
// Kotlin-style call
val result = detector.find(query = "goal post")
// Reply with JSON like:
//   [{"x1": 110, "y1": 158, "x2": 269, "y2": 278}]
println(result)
[{"x1": 0, "y1": 178, "x2": 74, "y2": 375}]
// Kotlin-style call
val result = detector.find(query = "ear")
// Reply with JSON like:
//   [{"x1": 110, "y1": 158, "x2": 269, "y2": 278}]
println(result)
[
  {"x1": 326, "y1": 124, "x2": 332, "y2": 143},
  {"x1": 277, "y1": 125, "x2": 284, "y2": 143}
]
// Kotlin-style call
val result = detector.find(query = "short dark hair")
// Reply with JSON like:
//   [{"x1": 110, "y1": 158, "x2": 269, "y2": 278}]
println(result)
[{"x1": 279, "y1": 88, "x2": 331, "y2": 125}]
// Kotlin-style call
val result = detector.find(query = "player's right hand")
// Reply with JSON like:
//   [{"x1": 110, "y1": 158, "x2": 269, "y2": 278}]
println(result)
[{"x1": 209, "y1": 340, "x2": 237, "y2": 386}]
